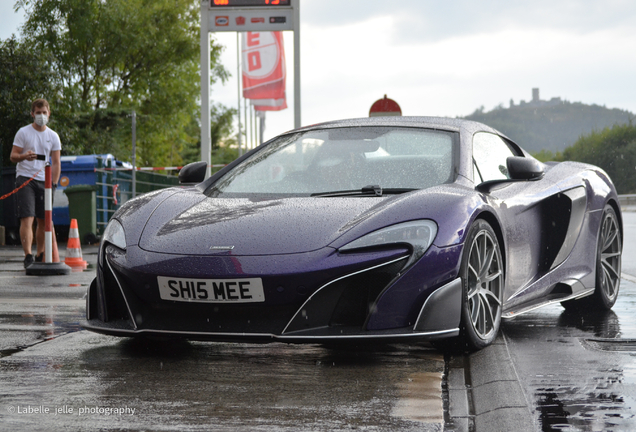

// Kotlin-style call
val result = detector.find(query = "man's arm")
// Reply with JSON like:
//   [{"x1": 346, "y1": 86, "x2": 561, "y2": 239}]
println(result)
[
  {"x1": 10, "y1": 145, "x2": 36, "y2": 163},
  {"x1": 51, "y1": 150, "x2": 61, "y2": 184}
]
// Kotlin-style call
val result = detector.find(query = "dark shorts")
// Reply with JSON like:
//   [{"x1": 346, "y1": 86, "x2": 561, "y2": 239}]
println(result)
[{"x1": 15, "y1": 176, "x2": 55, "y2": 220}]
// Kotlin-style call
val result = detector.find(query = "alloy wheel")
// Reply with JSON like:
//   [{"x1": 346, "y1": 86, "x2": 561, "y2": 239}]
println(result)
[
  {"x1": 466, "y1": 229, "x2": 504, "y2": 339},
  {"x1": 599, "y1": 209, "x2": 622, "y2": 302}
]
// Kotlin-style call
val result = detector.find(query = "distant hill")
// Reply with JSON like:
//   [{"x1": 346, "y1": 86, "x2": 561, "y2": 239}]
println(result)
[{"x1": 463, "y1": 93, "x2": 634, "y2": 153}]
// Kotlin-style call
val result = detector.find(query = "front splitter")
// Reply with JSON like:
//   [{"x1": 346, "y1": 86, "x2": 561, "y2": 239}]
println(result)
[{"x1": 81, "y1": 319, "x2": 458, "y2": 344}]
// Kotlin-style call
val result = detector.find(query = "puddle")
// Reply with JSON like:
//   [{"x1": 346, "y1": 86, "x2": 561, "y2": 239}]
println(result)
[
  {"x1": 392, "y1": 371, "x2": 444, "y2": 424},
  {"x1": 0, "y1": 305, "x2": 84, "y2": 359},
  {"x1": 0, "y1": 325, "x2": 82, "y2": 358},
  {"x1": 535, "y1": 391, "x2": 571, "y2": 431}
]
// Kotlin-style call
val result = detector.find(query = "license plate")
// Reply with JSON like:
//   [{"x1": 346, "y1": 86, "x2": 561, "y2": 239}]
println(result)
[{"x1": 157, "y1": 276, "x2": 265, "y2": 303}]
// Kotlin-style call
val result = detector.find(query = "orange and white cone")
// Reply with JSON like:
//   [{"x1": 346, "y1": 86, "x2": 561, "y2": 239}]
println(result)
[{"x1": 65, "y1": 219, "x2": 88, "y2": 270}]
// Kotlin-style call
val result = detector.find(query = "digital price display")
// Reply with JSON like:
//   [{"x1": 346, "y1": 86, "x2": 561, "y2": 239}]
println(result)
[{"x1": 211, "y1": 0, "x2": 291, "y2": 6}]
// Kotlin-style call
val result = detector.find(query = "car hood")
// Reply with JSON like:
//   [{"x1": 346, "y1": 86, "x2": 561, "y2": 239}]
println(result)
[{"x1": 138, "y1": 193, "x2": 392, "y2": 256}]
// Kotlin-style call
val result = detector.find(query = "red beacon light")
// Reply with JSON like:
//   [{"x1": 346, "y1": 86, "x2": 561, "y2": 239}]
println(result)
[{"x1": 369, "y1": 95, "x2": 402, "y2": 117}]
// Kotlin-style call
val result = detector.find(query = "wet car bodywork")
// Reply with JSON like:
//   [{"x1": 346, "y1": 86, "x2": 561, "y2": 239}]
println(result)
[{"x1": 82, "y1": 117, "x2": 623, "y2": 350}]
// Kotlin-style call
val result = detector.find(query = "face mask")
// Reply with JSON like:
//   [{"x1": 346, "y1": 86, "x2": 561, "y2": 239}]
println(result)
[{"x1": 34, "y1": 113, "x2": 49, "y2": 127}]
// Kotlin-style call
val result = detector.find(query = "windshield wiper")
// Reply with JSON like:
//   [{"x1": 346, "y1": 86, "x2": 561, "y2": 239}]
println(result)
[{"x1": 310, "y1": 185, "x2": 416, "y2": 197}]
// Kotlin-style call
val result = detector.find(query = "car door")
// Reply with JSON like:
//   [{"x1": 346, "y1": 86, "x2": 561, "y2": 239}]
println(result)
[{"x1": 472, "y1": 132, "x2": 560, "y2": 308}]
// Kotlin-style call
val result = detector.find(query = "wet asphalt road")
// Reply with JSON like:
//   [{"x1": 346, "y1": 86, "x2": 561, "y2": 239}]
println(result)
[
  {"x1": 500, "y1": 279, "x2": 636, "y2": 431},
  {"x1": 0, "y1": 210, "x2": 635, "y2": 431},
  {"x1": 1, "y1": 333, "x2": 445, "y2": 431},
  {"x1": 0, "y1": 245, "x2": 445, "y2": 431}
]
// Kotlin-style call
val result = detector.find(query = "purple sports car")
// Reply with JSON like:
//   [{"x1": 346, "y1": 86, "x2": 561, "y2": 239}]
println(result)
[{"x1": 83, "y1": 117, "x2": 623, "y2": 351}]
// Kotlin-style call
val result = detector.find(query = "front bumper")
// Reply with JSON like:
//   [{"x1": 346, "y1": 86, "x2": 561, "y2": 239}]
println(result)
[{"x1": 82, "y1": 242, "x2": 463, "y2": 343}]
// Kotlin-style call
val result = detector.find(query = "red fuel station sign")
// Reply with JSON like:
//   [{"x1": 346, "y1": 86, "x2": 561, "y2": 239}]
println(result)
[{"x1": 208, "y1": 0, "x2": 293, "y2": 31}]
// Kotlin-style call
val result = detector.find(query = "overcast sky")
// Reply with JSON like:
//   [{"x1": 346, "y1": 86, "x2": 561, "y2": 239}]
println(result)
[{"x1": 2, "y1": 0, "x2": 636, "y2": 143}]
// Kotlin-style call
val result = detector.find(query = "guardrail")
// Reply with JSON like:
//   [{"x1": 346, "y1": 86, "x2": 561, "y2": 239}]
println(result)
[{"x1": 619, "y1": 194, "x2": 636, "y2": 209}]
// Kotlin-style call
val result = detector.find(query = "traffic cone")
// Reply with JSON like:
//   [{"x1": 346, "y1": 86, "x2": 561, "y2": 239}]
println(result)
[{"x1": 65, "y1": 219, "x2": 88, "y2": 270}]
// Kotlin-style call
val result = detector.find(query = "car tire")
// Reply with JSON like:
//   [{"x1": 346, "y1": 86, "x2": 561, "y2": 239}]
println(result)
[
  {"x1": 434, "y1": 219, "x2": 504, "y2": 352},
  {"x1": 562, "y1": 204, "x2": 622, "y2": 311}
]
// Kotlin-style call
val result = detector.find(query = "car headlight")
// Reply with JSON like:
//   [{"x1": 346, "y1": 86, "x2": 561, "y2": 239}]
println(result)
[
  {"x1": 102, "y1": 218, "x2": 126, "y2": 251},
  {"x1": 339, "y1": 220, "x2": 437, "y2": 264}
]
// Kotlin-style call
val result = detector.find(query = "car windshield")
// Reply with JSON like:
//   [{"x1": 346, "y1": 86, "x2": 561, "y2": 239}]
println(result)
[{"x1": 209, "y1": 126, "x2": 457, "y2": 197}]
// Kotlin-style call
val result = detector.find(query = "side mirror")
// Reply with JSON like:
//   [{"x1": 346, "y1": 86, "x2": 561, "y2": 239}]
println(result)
[
  {"x1": 477, "y1": 156, "x2": 545, "y2": 193},
  {"x1": 507, "y1": 156, "x2": 544, "y2": 180},
  {"x1": 179, "y1": 161, "x2": 207, "y2": 184}
]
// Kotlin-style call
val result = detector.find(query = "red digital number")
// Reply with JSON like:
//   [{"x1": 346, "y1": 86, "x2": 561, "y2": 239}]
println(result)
[{"x1": 213, "y1": 0, "x2": 229, "y2": 5}]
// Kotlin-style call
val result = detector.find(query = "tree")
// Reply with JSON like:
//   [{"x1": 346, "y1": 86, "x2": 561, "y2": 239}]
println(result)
[
  {"x1": 0, "y1": 36, "x2": 56, "y2": 167},
  {"x1": 209, "y1": 104, "x2": 239, "y2": 172},
  {"x1": 559, "y1": 122, "x2": 636, "y2": 194},
  {"x1": 532, "y1": 149, "x2": 562, "y2": 163},
  {"x1": 464, "y1": 100, "x2": 633, "y2": 154},
  {"x1": 181, "y1": 104, "x2": 237, "y2": 166},
  {"x1": 15, "y1": 0, "x2": 232, "y2": 168}
]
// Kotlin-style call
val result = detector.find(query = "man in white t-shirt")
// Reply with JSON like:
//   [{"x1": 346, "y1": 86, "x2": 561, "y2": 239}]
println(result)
[{"x1": 9, "y1": 99, "x2": 62, "y2": 268}]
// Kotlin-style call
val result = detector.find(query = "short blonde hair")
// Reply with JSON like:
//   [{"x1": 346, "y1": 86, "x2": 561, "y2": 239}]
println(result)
[{"x1": 31, "y1": 98, "x2": 50, "y2": 113}]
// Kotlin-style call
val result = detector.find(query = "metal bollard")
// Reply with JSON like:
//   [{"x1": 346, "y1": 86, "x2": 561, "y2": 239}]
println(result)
[{"x1": 26, "y1": 162, "x2": 71, "y2": 276}]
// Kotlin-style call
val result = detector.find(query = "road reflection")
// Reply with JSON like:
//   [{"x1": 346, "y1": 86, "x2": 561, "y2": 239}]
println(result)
[
  {"x1": 557, "y1": 308, "x2": 621, "y2": 339},
  {"x1": 502, "y1": 279, "x2": 636, "y2": 431},
  {"x1": 1, "y1": 332, "x2": 445, "y2": 431},
  {"x1": 0, "y1": 303, "x2": 84, "y2": 357}
]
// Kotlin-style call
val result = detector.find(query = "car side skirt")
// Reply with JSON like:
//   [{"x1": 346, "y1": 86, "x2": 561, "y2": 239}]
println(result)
[{"x1": 502, "y1": 280, "x2": 595, "y2": 318}]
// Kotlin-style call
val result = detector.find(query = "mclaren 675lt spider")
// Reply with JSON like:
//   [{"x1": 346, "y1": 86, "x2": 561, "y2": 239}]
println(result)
[{"x1": 83, "y1": 117, "x2": 623, "y2": 351}]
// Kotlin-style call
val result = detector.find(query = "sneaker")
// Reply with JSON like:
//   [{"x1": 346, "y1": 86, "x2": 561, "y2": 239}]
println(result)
[
  {"x1": 24, "y1": 254, "x2": 34, "y2": 268},
  {"x1": 35, "y1": 252, "x2": 44, "y2": 263}
]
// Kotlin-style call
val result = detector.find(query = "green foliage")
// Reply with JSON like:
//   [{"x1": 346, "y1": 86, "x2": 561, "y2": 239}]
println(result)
[
  {"x1": 0, "y1": 36, "x2": 56, "y2": 166},
  {"x1": 209, "y1": 106, "x2": 239, "y2": 174},
  {"x1": 210, "y1": 145, "x2": 238, "y2": 175},
  {"x1": 10, "y1": 0, "x2": 234, "y2": 168},
  {"x1": 532, "y1": 149, "x2": 563, "y2": 163},
  {"x1": 559, "y1": 123, "x2": 636, "y2": 194},
  {"x1": 464, "y1": 101, "x2": 633, "y2": 154},
  {"x1": 180, "y1": 104, "x2": 237, "y2": 166}
]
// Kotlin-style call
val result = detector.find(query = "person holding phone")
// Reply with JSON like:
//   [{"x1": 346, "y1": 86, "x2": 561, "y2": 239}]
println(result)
[{"x1": 10, "y1": 98, "x2": 62, "y2": 268}]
